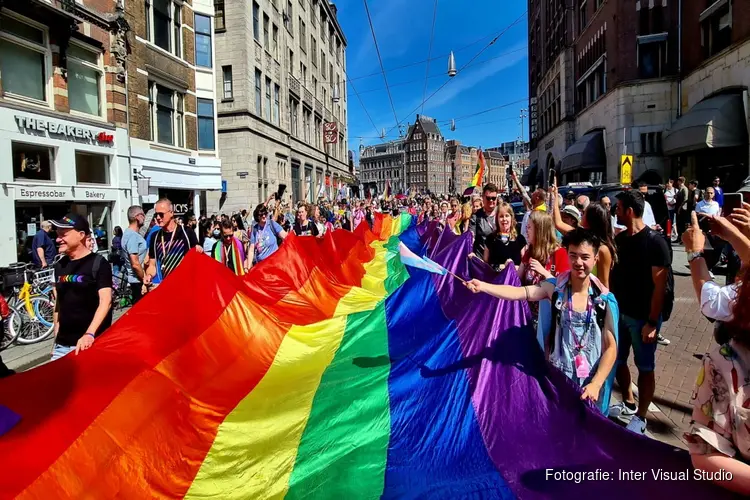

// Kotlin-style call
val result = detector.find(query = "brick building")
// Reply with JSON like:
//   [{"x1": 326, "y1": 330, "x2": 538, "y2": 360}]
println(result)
[
  {"x1": 359, "y1": 139, "x2": 405, "y2": 197},
  {"x1": 211, "y1": 0, "x2": 351, "y2": 213},
  {"x1": 663, "y1": 0, "x2": 750, "y2": 191},
  {"x1": 125, "y1": 0, "x2": 222, "y2": 217},
  {"x1": 446, "y1": 140, "x2": 478, "y2": 194},
  {"x1": 405, "y1": 115, "x2": 448, "y2": 194},
  {"x1": 0, "y1": 0, "x2": 131, "y2": 265},
  {"x1": 484, "y1": 150, "x2": 508, "y2": 190}
]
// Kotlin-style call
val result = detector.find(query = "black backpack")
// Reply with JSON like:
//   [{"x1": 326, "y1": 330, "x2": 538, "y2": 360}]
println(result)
[
  {"x1": 647, "y1": 230, "x2": 675, "y2": 322},
  {"x1": 548, "y1": 283, "x2": 608, "y2": 355}
]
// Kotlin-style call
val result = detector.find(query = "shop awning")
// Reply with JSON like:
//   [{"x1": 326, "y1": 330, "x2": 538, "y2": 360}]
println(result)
[
  {"x1": 520, "y1": 161, "x2": 538, "y2": 185},
  {"x1": 662, "y1": 93, "x2": 749, "y2": 155},
  {"x1": 560, "y1": 131, "x2": 606, "y2": 174}
]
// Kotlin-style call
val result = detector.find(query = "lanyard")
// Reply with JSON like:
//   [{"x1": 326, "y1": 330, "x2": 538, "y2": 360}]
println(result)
[
  {"x1": 159, "y1": 228, "x2": 178, "y2": 269},
  {"x1": 567, "y1": 284, "x2": 593, "y2": 352}
]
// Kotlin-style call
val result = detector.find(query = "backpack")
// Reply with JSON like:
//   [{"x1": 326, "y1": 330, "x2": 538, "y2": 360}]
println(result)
[
  {"x1": 647, "y1": 230, "x2": 675, "y2": 322},
  {"x1": 57, "y1": 253, "x2": 106, "y2": 282}
]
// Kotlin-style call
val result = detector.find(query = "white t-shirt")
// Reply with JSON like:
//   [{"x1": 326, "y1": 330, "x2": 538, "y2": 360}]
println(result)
[
  {"x1": 696, "y1": 200, "x2": 721, "y2": 217},
  {"x1": 701, "y1": 281, "x2": 738, "y2": 322},
  {"x1": 612, "y1": 201, "x2": 656, "y2": 230}
]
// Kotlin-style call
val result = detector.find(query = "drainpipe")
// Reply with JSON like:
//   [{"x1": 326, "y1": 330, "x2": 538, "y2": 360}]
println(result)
[{"x1": 677, "y1": 0, "x2": 682, "y2": 119}]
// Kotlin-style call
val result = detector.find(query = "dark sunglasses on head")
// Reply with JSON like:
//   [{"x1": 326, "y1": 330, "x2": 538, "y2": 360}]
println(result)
[{"x1": 485, "y1": 196, "x2": 497, "y2": 202}]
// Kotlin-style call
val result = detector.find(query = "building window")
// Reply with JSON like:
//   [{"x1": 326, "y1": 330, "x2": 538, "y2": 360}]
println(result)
[
  {"x1": 272, "y1": 23, "x2": 279, "y2": 57},
  {"x1": 148, "y1": 0, "x2": 182, "y2": 57},
  {"x1": 701, "y1": 1, "x2": 732, "y2": 59},
  {"x1": 321, "y1": 50, "x2": 326, "y2": 77},
  {"x1": 299, "y1": 19, "x2": 306, "y2": 53},
  {"x1": 638, "y1": 38, "x2": 667, "y2": 79},
  {"x1": 312, "y1": 76, "x2": 317, "y2": 98},
  {"x1": 336, "y1": 38, "x2": 341, "y2": 64},
  {"x1": 640, "y1": 132, "x2": 663, "y2": 155},
  {"x1": 263, "y1": 14, "x2": 270, "y2": 50},
  {"x1": 214, "y1": 0, "x2": 225, "y2": 31},
  {"x1": 288, "y1": 48, "x2": 294, "y2": 74},
  {"x1": 273, "y1": 83, "x2": 280, "y2": 125},
  {"x1": 285, "y1": 0, "x2": 293, "y2": 32},
  {"x1": 197, "y1": 99, "x2": 215, "y2": 150},
  {"x1": 0, "y1": 12, "x2": 49, "y2": 103},
  {"x1": 303, "y1": 108, "x2": 311, "y2": 143},
  {"x1": 222, "y1": 65, "x2": 233, "y2": 99},
  {"x1": 594, "y1": 0, "x2": 603, "y2": 10},
  {"x1": 314, "y1": 117, "x2": 321, "y2": 148},
  {"x1": 253, "y1": 2, "x2": 260, "y2": 42},
  {"x1": 75, "y1": 152, "x2": 109, "y2": 184},
  {"x1": 311, "y1": 36, "x2": 317, "y2": 66},
  {"x1": 265, "y1": 77, "x2": 272, "y2": 121},
  {"x1": 300, "y1": 62, "x2": 306, "y2": 83},
  {"x1": 255, "y1": 69, "x2": 262, "y2": 115},
  {"x1": 195, "y1": 14, "x2": 212, "y2": 68},
  {"x1": 289, "y1": 97, "x2": 299, "y2": 135},
  {"x1": 579, "y1": 0, "x2": 587, "y2": 34},
  {"x1": 66, "y1": 43, "x2": 103, "y2": 117},
  {"x1": 12, "y1": 142, "x2": 54, "y2": 182},
  {"x1": 149, "y1": 81, "x2": 184, "y2": 147}
]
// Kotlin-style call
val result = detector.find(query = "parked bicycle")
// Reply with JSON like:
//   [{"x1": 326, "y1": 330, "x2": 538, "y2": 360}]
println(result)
[{"x1": 1, "y1": 262, "x2": 57, "y2": 350}]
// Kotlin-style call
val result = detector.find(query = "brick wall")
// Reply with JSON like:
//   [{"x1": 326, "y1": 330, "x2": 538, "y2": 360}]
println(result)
[{"x1": 682, "y1": 0, "x2": 750, "y2": 76}]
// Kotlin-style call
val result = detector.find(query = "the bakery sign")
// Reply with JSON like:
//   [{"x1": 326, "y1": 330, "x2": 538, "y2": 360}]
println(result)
[{"x1": 14, "y1": 115, "x2": 114, "y2": 146}]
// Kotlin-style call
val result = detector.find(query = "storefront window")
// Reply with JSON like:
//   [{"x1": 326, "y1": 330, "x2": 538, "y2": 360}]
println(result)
[
  {"x1": 12, "y1": 142, "x2": 54, "y2": 182},
  {"x1": 75, "y1": 152, "x2": 109, "y2": 184},
  {"x1": 68, "y1": 43, "x2": 103, "y2": 116}
]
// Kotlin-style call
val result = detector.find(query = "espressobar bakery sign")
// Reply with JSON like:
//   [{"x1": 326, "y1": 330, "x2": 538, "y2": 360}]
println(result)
[{"x1": 14, "y1": 115, "x2": 114, "y2": 145}]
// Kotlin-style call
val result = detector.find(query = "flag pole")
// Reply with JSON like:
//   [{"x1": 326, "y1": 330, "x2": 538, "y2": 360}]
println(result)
[{"x1": 444, "y1": 269, "x2": 466, "y2": 283}]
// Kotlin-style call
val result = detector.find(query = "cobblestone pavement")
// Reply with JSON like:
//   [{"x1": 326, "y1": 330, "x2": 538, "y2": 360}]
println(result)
[{"x1": 612, "y1": 245, "x2": 725, "y2": 449}]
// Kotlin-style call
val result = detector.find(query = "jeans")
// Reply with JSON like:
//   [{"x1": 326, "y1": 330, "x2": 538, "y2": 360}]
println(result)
[
  {"x1": 51, "y1": 344, "x2": 76, "y2": 361},
  {"x1": 617, "y1": 314, "x2": 661, "y2": 373}
]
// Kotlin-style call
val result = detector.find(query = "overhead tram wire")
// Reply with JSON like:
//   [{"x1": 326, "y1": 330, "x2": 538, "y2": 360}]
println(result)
[
  {"x1": 356, "y1": 46, "x2": 528, "y2": 95},
  {"x1": 421, "y1": 0, "x2": 439, "y2": 115},
  {"x1": 362, "y1": 0, "x2": 400, "y2": 133},
  {"x1": 381, "y1": 10, "x2": 527, "y2": 139},
  {"x1": 347, "y1": 73, "x2": 382, "y2": 140}
]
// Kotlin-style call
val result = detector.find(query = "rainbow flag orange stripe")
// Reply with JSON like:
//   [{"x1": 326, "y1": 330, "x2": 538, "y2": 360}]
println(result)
[{"x1": 469, "y1": 149, "x2": 486, "y2": 188}]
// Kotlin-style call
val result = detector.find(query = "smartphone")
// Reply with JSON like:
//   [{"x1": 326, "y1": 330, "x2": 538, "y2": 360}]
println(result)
[
  {"x1": 276, "y1": 184, "x2": 287, "y2": 201},
  {"x1": 723, "y1": 193, "x2": 742, "y2": 216}
]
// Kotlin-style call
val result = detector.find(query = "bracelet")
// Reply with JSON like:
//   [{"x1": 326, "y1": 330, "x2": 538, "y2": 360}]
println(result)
[
  {"x1": 85, "y1": 333, "x2": 96, "y2": 340},
  {"x1": 524, "y1": 286, "x2": 529, "y2": 301}
]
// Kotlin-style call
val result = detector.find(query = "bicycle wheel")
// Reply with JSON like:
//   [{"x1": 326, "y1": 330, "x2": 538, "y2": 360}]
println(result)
[
  {"x1": 1, "y1": 306, "x2": 22, "y2": 351},
  {"x1": 14, "y1": 297, "x2": 55, "y2": 345}
]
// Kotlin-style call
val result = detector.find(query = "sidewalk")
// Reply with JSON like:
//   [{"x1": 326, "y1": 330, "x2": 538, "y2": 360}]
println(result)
[
  {"x1": 1, "y1": 307, "x2": 131, "y2": 372},
  {"x1": 612, "y1": 245, "x2": 724, "y2": 449}
]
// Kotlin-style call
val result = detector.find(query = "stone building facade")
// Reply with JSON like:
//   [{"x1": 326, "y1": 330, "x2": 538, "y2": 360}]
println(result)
[
  {"x1": 405, "y1": 115, "x2": 448, "y2": 194},
  {"x1": 446, "y1": 140, "x2": 478, "y2": 193},
  {"x1": 359, "y1": 139, "x2": 405, "y2": 196},
  {"x1": 211, "y1": 0, "x2": 350, "y2": 214},
  {"x1": 484, "y1": 151, "x2": 508, "y2": 190},
  {"x1": 125, "y1": 0, "x2": 222, "y2": 216},
  {"x1": 0, "y1": 0, "x2": 132, "y2": 265}
]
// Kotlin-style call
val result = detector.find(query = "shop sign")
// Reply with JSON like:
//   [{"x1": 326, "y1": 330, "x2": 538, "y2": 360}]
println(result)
[
  {"x1": 14, "y1": 116, "x2": 115, "y2": 146},
  {"x1": 16, "y1": 186, "x2": 116, "y2": 201}
]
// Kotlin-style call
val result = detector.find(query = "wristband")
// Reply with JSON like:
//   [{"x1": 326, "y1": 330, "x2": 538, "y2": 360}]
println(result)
[{"x1": 85, "y1": 333, "x2": 96, "y2": 340}]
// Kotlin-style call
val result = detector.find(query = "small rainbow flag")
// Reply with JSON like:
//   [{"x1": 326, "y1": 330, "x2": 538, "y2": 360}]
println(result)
[
  {"x1": 383, "y1": 179, "x2": 391, "y2": 201},
  {"x1": 469, "y1": 149, "x2": 486, "y2": 188},
  {"x1": 0, "y1": 214, "x2": 731, "y2": 499}
]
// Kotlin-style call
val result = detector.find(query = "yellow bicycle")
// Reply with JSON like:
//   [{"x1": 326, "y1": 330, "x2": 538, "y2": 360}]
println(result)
[{"x1": 6, "y1": 267, "x2": 55, "y2": 346}]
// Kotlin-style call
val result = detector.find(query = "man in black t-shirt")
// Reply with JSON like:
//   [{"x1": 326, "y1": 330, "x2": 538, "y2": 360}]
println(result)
[
  {"x1": 469, "y1": 183, "x2": 499, "y2": 258},
  {"x1": 50, "y1": 214, "x2": 112, "y2": 360},
  {"x1": 146, "y1": 198, "x2": 202, "y2": 286},
  {"x1": 608, "y1": 191, "x2": 671, "y2": 435},
  {"x1": 293, "y1": 203, "x2": 320, "y2": 237}
]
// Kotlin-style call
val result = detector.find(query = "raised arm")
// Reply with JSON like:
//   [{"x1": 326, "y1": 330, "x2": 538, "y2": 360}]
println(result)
[
  {"x1": 465, "y1": 279, "x2": 553, "y2": 302},
  {"x1": 549, "y1": 186, "x2": 575, "y2": 235}
]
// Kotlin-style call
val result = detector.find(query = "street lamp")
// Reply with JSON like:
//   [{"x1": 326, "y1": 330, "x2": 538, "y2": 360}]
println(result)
[
  {"x1": 332, "y1": 83, "x2": 340, "y2": 103},
  {"x1": 447, "y1": 51, "x2": 457, "y2": 77}
]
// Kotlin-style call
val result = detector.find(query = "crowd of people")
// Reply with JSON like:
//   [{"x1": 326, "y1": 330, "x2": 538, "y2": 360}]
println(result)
[{"x1": 1, "y1": 172, "x2": 749, "y2": 493}]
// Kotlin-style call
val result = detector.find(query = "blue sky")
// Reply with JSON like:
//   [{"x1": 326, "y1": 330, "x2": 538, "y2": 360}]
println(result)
[{"x1": 336, "y1": 0, "x2": 528, "y2": 158}]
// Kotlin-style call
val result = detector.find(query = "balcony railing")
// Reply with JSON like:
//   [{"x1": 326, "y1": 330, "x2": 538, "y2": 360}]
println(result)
[{"x1": 288, "y1": 73, "x2": 300, "y2": 97}]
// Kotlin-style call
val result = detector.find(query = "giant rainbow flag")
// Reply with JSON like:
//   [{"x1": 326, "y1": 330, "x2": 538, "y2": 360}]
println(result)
[{"x1": 0, "y1": 214, "x2": 737, "y2": 499}]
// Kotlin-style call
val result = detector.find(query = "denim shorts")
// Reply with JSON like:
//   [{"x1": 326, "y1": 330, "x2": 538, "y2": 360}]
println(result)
[
  {"x1": 51, "y1": 344, "x2": 76, "y2": 361},
  {"x1": 616, "y1": 314, "x2": 660, "y2": 372}
]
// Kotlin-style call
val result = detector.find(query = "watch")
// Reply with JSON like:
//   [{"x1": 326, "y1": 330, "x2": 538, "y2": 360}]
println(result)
[{"x1": 687, "y1": 252, "x2": 704, "y2": 262}]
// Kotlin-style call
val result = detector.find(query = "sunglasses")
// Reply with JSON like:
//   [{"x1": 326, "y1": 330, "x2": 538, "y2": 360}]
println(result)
[
  {"x1": 154, "y1": 212, "x2": 166, "y2": 218},
  {"x1": 222, "y1": 234, "x2": 233, "y2": 239},
  {"x1": 484, "y1": 196, "x2": 498, "y2": 202}
]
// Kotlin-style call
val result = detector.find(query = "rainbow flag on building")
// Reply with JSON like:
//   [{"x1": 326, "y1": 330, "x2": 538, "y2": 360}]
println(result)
[
  {"x1": 469, "y1": 149, "x2": 486, "y2": 188},
  {"x1": 0, "y1": 215, "x2": 732, "y2": 499}
]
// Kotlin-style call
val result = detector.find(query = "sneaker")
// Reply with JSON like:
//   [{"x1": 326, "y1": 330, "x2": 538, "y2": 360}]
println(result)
[
  {"x1": 656, "y1": 333, "x2": 671, "y2": 346},
  {"x1": 626, "y1": 415, "x2": 647, "y2": 435},
  {"x1": 609, "y1": 401, "x2": 637, "y2": 419}
]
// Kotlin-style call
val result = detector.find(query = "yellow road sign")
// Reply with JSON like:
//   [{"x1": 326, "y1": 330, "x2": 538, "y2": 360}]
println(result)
[{"x1": 620, "y1": 155, "x2": 633, "y2": 185}]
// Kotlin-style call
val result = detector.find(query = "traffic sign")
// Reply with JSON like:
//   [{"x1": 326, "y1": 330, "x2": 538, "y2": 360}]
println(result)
[{"x1": 620, "y1": 155, "x2": 633, "y2": 185}]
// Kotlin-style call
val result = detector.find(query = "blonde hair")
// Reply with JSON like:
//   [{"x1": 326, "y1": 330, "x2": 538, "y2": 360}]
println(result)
[
  {"x1": 528, "y1": 210, "x2": 559, "y2": 264},
  {"x1": 495, "y1": 202, "x2": 518, "y2": 240}
]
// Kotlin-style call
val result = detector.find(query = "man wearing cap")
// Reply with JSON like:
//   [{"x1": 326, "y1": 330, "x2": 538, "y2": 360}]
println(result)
[{"x1": 50, "y1": 214, "x2": 113, "y2": 360}]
